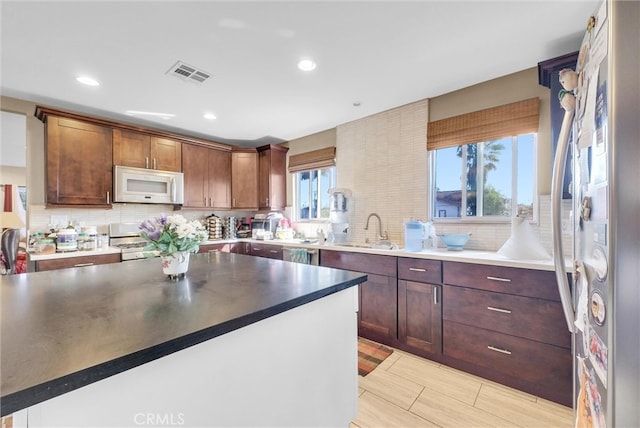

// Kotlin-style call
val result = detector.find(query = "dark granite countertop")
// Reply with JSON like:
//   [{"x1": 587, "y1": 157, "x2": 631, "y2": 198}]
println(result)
[{"x1": 0, "y1": 252, "x2": 367, "y2": 416}]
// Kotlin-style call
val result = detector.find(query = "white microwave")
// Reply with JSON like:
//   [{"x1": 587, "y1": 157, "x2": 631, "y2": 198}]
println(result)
[{"x1": 114, "y1": 165, "x2": 184, "y2": 205}]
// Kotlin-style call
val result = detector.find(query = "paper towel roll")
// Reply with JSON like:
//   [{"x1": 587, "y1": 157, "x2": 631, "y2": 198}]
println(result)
[{"x1": 497, "y1": 216, "x2": 550, "y2": 260}]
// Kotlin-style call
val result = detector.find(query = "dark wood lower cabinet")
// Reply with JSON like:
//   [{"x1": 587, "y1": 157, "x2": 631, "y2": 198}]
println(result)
[
  {"x1": 34, "y1": 253, "x2": 121, "y2": 272},
  {"x1": 398, "y1": 280, "x2": 442, "y2": 356},
  {"x1": 443, "y1": 320, "x2": 572, "y2": 406},
  {"x1": 359, "y1": 273, "x2": 397, "y2": 343},
  {"x1": 249, "y1": 243, "x2": 283, "y2": 259},
  {"x1": 320, "y1": 250, "x2": 397, "y2": 345},
  {"x1": 315, "y1": 250, "x2": 572, "y2": 406},
  {"x1": 199, "y1": 243, "x2": 248, "y2": 255},
  {"x1": 441, "y1": 261, "x2": 572, "y2": 407}
]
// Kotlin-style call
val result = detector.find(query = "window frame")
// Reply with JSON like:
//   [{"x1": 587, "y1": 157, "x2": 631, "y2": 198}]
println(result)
[
  {"x1": 428, "y1": 133, "x2": 539, "y2": 224},
  {"x1": 292, "y1": 166, "x2": 337, "y2": 222}
]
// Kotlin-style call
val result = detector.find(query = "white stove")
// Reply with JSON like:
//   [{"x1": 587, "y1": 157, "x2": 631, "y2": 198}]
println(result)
[{"x1": 109, "y1": 223, "x2": 159, "y2": 261}]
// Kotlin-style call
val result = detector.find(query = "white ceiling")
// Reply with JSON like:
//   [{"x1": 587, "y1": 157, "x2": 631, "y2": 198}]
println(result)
[{"x1": 1, "y1": 1, "x2": 597, "y2": 149}]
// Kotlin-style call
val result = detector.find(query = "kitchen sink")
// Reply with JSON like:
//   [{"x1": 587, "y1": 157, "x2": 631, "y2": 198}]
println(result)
[
  {"x1": 334, "y1": 241, "x2": 400, "y2": 251},
  {"x1": 335, "y1": 243, "x2": 373, "y2": 249}
]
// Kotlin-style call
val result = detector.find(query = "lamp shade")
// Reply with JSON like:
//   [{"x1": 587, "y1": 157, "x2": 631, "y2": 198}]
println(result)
[{"x1": 0, "y1": 211, "x2": 25, "y2": 229}]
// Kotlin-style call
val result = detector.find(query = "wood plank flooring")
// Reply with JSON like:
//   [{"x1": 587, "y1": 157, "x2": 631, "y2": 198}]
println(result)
[{"x1": 351, "y1": 344, "x2": 574, "y2": 428}]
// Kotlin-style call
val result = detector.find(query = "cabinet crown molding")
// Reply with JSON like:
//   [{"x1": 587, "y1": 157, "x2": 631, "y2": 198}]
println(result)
[{"x1": 35, "y1": 105, "x2": 231, "y2": 151}]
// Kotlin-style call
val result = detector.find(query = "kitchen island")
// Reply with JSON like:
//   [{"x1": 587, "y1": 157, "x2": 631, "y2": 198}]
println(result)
[{"x1": 1, "y1": 252, "x2": 367, "y2": 427}]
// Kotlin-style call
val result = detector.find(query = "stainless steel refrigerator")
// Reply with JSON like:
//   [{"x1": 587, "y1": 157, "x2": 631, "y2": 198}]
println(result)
[{"x1": 551, "y1": 1, "x2": 639, "y2": 427}]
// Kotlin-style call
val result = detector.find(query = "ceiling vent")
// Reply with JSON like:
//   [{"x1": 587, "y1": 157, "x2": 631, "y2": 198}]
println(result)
[{"x1": 166, "y1": 61, "x2": 211, "y2": 84}]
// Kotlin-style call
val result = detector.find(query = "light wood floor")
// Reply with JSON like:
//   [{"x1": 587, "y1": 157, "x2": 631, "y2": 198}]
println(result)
[{"x1": 351, "y1": 344, "x2": 574, "y2": 428}]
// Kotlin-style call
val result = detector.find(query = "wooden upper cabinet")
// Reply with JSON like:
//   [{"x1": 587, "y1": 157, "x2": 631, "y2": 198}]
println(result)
[
  {"x1": 208, "y1": 148, "x2": 231, "y2": 209},
  {"x1": 112, "y1": 129, "x2": 150, "y2": 169},
  {"x1": 182, "y1": 143, "x2": 231, "y2": 209},
  {"x1": 182, "y1": 144, "x2": 209, "y2": 208},
  {"x1": 45, "y1": 116, "x2": 113, "y2": 207},
  {"x1": 231, "y1": 149, "x2": 258, "y2": 210},
  {"x1": 257, "y1": 144, "x2": 288, "y2": 211},
  {"x1": 151, "y1": 136, "x2": 182, "y2": 172},
  {"x1": 113, "y1": 129, "x2": 182, "y2": 172}
]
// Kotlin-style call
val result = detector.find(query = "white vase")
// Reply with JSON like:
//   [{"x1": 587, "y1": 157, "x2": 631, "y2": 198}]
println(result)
[{"x1": 161, "y1": 252, "x2": 190, "y2": 277}]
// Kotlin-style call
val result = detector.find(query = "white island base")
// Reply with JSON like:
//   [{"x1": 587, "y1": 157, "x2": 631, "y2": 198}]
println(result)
[{"x1": 14, "y1": 287, "x2": 359, "y2": 427}]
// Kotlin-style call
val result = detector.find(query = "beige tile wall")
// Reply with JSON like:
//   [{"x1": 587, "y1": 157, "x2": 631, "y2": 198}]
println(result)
[
  {"x1": 337, "y1": 99, "x2": 429, "y2": 245},
  {"x1": 332, "y1": 95, "x2": 572, "y2": 257}
]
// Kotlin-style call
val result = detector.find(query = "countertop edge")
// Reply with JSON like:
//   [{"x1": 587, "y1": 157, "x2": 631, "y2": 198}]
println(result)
[{"x1": 26, "y1": 238, "x2": 567, "y2": 271}]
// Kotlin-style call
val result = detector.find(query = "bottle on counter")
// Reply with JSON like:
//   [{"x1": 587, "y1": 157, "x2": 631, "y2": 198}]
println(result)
[
  {"x1": 99, "y1": 233, "x2": 109, "y2": 249},
  {"x1": 80, "y1": 226, "x2": 98, "y2": 251}
]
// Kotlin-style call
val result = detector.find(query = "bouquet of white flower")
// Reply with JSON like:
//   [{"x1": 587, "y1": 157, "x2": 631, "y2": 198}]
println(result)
[{"x1": 139, "y1": 214, "x2": 207, "y2": 256}]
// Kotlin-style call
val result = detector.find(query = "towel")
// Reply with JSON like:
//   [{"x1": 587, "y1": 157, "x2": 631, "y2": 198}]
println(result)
[{"x1": 291, "y1": 248, "x2": 310, "y2": 264}]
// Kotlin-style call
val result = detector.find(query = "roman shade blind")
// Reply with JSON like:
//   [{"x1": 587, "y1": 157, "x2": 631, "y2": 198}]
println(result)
[
  {"x1": 426, "y1": 98, "x2": 540, "y2": 151},
  {"x1": 288, "y1": 147, "x2": 336, "y2": 173}
]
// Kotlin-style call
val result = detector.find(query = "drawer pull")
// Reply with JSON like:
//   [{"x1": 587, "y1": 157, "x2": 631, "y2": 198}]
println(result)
[
  {"x1": 208, "y1": 249, "x2": 220, "y2": 253},
  {"x1": 269, "y1": 250, "x2": 279, "y2": 254},
  {"x1": 487, "y1": 306, "x2": 512, "y2": 314},
  {"x1": 73, "y1": 262, "x2": 95, "y2": 267},
  {"x1": 409, "y1": 267, "x2": 427, "y2": 272},
  {"x1": 487, "y1": 276, "x2": 512, "y2": 282},
  {"x1": 487, "y1": 345, "x2": 512, "y2": 355}
]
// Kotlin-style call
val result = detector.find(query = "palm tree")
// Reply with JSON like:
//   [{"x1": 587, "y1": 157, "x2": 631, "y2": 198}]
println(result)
[{"x1": 457, "y1": 141, "x2": 505, "y2": 215}]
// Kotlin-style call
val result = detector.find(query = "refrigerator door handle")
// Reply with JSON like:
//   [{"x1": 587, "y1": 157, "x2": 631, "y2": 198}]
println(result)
[{"x1": 551, "y1": 109, "x2": 577, "y2": 333}]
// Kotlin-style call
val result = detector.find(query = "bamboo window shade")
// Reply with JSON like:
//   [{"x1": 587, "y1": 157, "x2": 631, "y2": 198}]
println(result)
[
  {"x1": 288, "y1": 147, "x2": 336, "y2": 173},
  {"x1": 426, "y1": 98, "x2": 540, "y2": 151}
]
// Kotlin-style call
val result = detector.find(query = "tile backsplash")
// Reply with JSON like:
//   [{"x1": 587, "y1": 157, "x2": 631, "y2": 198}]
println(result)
[
  {"x1": 433, "y1": 195, "x2": 572, "y2": 257},
  {"x1": 28, "y1": 204, "x2": 254, "y2": 236}
]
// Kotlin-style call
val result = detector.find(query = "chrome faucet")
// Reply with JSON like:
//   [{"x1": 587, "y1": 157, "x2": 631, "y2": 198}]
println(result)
[{"x1": 364, "y1": 213, "x2": 388, "y2": 241}]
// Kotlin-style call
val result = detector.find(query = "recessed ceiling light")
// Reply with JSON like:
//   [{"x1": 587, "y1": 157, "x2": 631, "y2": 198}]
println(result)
[
  {"x1": 203, "y1": 113, "x2": 216, "y2": 120},
  {"x1": 297, "y1": 59, "x2": 317, "y2": 71},
  {"x1": 76, "y1": 76, "x2": 100, "y2": 86},
  {"x1": 125, "y1": 110, "x2": 175, "y2": 120}
]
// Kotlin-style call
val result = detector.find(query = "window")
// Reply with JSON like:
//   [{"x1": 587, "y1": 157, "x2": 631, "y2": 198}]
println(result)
[
  {"x1": 431, "y1": 133, "x2": 536, "y2": 220},
  {"x1": 288, "y1": 146, "x2": 337, "y2": 221},
  {"x1": 427, "y1": 98, "x2": 540, "y2": 222},
  {"x1": 294, "y1": 167, "x2": 336, "y2": 220}
]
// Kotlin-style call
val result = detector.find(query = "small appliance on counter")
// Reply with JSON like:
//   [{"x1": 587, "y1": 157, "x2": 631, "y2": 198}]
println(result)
[
  {"x1": 236, "y1": 223, "x2": 251, "y2": 239},
  {"x1": 251, "y1": 212, "x2": 282, "y2": 239},
  {"x1": 327, "y1": 188, "x2": 352, "y2": 243}
]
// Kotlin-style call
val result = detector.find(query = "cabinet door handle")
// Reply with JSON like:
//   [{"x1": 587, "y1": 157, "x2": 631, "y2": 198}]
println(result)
[
  {"x1": 73, "y1": 262, "x2": 95, "y2": 267},
  {"x1": 487, "y1": 306, "x2": 512, "y2": 314},
  {"x1": 409, "y1": 267, "x2": 426, "y2": 272},
  {"x1": 106, "y1": 191, "x2": 110, "y2": 204},
  {"x1": 487, "y1": 345, "x2": 512, "y2": 355},
  {"x1": 266, "y1": 197, "x2": 269, "y2": 206},
  {"x1": 153, "y1": 158, "x2": 157, "y2": 169},
  {"x1": 433, "y1": 287, "x2": 438, "y2": 305},
  {"x1": 145, "y1": 157, "x2": 149, "y2": 168},
  {"x1": 487, "y1": 276, "x2": 511, "y2": 282}
]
